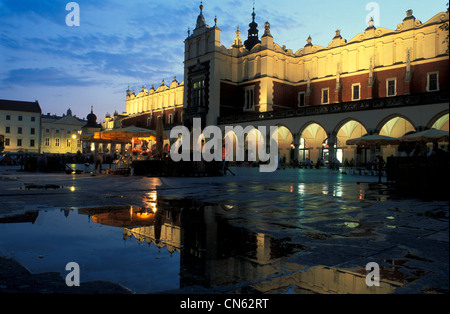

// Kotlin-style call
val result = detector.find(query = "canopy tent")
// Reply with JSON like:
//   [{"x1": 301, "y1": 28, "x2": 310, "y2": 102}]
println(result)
[
  {"x1": 399, "y1": 128, "x2": 449, "y2": 143},
  {"x1": 346, "y1": 134, "x2": 401, "y2": 146},
  {"x1": 92, "y1": 126, "x2": 157, "y2": 143}
]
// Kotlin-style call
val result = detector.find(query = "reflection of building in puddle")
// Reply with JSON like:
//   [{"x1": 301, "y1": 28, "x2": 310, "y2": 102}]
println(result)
[
  {"x1": 123, "y1": 207, "x2": 182, "y2": 256},
  {"x1": 77, "y1": 197, "x2": 410, "y2": 294},
  {"x1": 251, "y1": 263, "x2": 404, "y2": 294}
]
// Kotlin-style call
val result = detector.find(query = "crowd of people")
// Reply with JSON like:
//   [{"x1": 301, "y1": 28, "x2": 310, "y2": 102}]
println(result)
[{"x1": 2, "y1": 140, "x2": 447, "y2": 177}]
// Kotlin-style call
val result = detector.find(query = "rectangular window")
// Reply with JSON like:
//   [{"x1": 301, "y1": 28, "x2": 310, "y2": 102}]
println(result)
[
  {"x1": 244, "y1": 86, "x2": 255, "y2": 111},
  {"x1": 31, "y1": 116, "x2": 35, "y2": 122},
  {"x1": 352, "y1": 84, "x2": 360, "y2": 101},
  {"x1": 5, "y1": 126, "x2": 10, "y2": 134},
  {"x1": 55, "y1": 129, "x2": 60, "y2": 134},
  {"x1": 17, "y1": 139, "x2": 22, "y2": 146},
  {"x1": 321, "y1": 88, "x2": 329, "y2": 104},
  {"x1": 45, "y1": 138, "x2": 50, "y2": 146},
  {"x1": 298, "y1": 92, "x2": 306, "y2": 107},
  {"x1": 193, "y1": 79, "x2": 205, "y2": 107},
  {"x1": 55, "y1": 138, "x2": 60, "y2": 147},
  {"x1": 18, "y1": 127, "x2": 22, "y2": 134},
  {"x1": 30, "y1": 139, "x2": 35, "y2": 147},
  {"x1": 427, "y1": 72, "x2": 439, "y2": 92},
  {"x1": 18, "y1": 116, "x2": 22, "y2": 121},
  {"x1": 6, "y1": 115, "x2": 10, "y2": 120},
  {"x1": 46, "y1": 129, "x2": 50, "y2": 133},
  {"x1": 387, "y1": 79, "x2": 396, "y2": 97},
  {"x1": 77, "y1": 139, "x2": 81, "y2": 147},
  {"x1": 67, "y1": 139, "x2": 71, "y2": 147},
  {"x1": 5, "y1": 138, "x2": 10, "y2": 146},
  {"x1": 30, "y1": 128, "x2": 35, "y2": 135}
]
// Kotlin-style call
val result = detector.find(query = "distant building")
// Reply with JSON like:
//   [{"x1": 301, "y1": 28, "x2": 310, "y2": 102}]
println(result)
[
  {"x1": 123, "y1": 77, "x2": 184, "y2": 130},
  {"x1": 40, "y1": 108, "x2": 86, "y2": 154},
  {"x1": 80, "y1": 106, "x2": 102, "y2": 153},
  {"x1": 101, "y1": 110, "x2": 125, "y2": 131},
  {"x1": 0, "y1": 99, "x2": 42, "y2": 154}
]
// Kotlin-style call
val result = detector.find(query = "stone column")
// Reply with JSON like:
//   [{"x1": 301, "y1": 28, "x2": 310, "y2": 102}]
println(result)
[{"x1": 327, "y1": 132, "x2": 337, "y2": 166}]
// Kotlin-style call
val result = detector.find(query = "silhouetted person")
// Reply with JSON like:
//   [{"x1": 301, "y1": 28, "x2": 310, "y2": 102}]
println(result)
[{"x1": 94, "y1": 153, "x2": 103, "y2": 174}]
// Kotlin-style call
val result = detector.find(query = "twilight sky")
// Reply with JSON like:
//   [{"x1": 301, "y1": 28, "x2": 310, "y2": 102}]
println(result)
[{"x1": 0, "y1": 0, "x2": 447, "y2": 122}]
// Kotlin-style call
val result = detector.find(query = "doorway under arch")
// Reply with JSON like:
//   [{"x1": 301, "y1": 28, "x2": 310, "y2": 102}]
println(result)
[{"x1": 298, "y1": 123, "x2": 328, "y2": 165}]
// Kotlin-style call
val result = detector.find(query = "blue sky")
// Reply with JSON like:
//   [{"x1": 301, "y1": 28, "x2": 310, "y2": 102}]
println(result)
[{"x1": 0, "y1": 0, "x2": 447, "y2": 121}]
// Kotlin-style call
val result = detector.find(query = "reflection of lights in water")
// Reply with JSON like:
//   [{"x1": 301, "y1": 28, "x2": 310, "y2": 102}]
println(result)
[
  {"x1": 322, "y1": 185, "x2": 342, "y2": 197},
  {"x1": 386, "y1": 216, "x2": 395, "y2": 220},
  {"x1": 221, "y1": 204, "x2": 234, "y2": 210},
  {"x1": 135, "y1": 212, "x2": 154, "y2": 219},
  {"x1": 359, "y1": 189, "x2": 365, "y2": 200},
  {"x1": 297, "y1": 183, "x2": 305, "y2": 195},
  {"x1": 344, "y1": 222, "x2": 360, "y2": 228},
  {"x1": 333, "y1": 186, "x2": 343, "y2": 197},
  {"x1": 145, "y1": 191, "x2": 158, "y2": 213}
]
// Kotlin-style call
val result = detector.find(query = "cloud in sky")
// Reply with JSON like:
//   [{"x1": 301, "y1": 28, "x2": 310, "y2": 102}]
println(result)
[
  {"x1": 0, "y1": 0, "x2": 447, "y2": 120},
  {"x1": 2, "y1": 67, "x2": 96, "y2": 87}
]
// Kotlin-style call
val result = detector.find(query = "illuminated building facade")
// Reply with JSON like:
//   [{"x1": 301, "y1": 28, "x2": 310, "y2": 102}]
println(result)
[
  {"x1": 127, "y1": 4, "x2": 449, "y2": 165},
  {"x1": 123, "y1": 78, "x2": 184, "y2": 130},
  {"x1": 40, "y1": 108, "x2": 86, "y2": 154}
]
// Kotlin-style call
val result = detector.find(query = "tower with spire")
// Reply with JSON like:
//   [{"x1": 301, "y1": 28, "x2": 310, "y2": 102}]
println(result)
[
  {"x1": 183, "y1": 2, "x2": 223, "y2": 129},
  {"x1": 244, "y1": 6, "x2": 261, "y2": 50}
]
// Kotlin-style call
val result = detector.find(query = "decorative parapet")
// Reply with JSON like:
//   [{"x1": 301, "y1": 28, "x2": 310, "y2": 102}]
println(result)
[{"x1": 217, "y1": 91, "x2": 449, "y2": 124}]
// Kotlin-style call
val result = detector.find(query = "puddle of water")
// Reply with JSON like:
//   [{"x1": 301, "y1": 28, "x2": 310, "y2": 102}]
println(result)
[
  {"x1": 0, "y1": 197, "x2": 308, "y2": 293},
  {"x1": 0, "y1": 193, "x2": 418, "y2": 294},
  {"x1": 0, "y1": 206, "x2": 180, "y2": 293}
]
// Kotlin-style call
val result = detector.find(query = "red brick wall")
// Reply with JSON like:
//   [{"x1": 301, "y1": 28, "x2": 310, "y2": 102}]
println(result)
[
  {"x1": 410, "y1": 59, "x2": 449, "y2": 93},
  {"x1": 220, "y1": 81, "x2": 260, "y2": 114},
  {"x1": 217, "y1": 59, "x2": 448, "y2": 117},
  {"x1": 273, "y1": 81, "x2": 297, "y2": 108}
]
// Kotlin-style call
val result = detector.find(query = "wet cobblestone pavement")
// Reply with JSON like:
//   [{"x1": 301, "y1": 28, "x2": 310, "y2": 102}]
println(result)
[{"x1": 0, "y1": 165, "x2": 448, "y2": 294}]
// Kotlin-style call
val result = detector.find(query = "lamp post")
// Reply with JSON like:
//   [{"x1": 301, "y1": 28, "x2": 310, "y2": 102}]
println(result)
[{"x1": 72, "y1": 134, "x2": 76, "y2": 154}]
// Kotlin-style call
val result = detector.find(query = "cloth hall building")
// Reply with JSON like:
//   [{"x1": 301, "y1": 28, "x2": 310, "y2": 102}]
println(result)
[{"x1": 123, "y1": 4, "x2": 449, "y2": 166}]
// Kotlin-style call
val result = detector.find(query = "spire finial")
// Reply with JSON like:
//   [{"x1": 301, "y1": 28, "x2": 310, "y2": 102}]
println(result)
[
  {"x1": 195, "y1": 1, "x2": 206, "y2": 29},
  {"x1": 244, "y1": 2, "x2": 261, "y2": 50},
  {"x1": 233, "y1": 25, "x2": 243, "y2": 48},
  {"x1": 262, "y1": 21, "x2": 272, "y2": 38},
  {"x1": 252, "y1": 1, "x2": 256, "y2": 22}
]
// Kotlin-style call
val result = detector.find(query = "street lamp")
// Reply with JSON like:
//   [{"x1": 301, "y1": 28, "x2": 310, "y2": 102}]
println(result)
[{"x1": 72, "y1": 134, "x2": 76, "y2": 154}]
